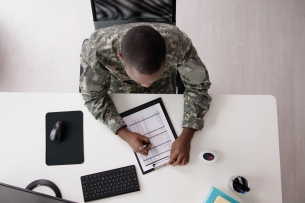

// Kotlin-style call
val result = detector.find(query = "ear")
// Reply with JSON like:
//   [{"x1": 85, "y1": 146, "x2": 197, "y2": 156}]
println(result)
[{"x1": 117, "y1": 51, "x2": 123, "y2": 62}]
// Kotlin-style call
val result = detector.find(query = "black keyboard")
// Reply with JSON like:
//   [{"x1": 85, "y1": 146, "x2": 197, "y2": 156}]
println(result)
[{"x1": 80, "y1": 165, "x2": 140, "y2": 202}]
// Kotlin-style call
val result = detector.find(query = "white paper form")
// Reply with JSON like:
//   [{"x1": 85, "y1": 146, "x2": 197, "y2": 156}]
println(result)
[{"x1": 121, "y1": 102, "x2": 176, "y2": 173}]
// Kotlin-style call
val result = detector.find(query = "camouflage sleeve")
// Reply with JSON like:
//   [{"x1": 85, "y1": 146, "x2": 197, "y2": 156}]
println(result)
[
  {"x1": 80, "y1": 39, "x2": 126, "y2": 134},
  {"x1": 177, "y1": 31, "x2": 212, "y2": 131}
]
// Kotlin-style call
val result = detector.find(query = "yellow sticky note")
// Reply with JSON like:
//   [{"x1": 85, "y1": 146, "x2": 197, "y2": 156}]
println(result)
[{"x1": 214, "y1": 196, "x2": 231, "y2": 203}]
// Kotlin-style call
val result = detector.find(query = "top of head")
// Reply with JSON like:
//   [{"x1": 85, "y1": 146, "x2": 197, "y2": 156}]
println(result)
[{"x1": 121, "y1": 26, "x2": 166, "y2": 75}]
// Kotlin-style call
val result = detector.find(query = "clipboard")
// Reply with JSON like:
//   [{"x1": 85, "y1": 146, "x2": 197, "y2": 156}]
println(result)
[{"x1": 120, "y1": 98, "x2": 177, "y2": 175}]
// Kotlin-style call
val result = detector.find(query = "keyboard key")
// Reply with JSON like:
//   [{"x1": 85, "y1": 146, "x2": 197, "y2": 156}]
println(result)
[{"x1": 82, "y1": 180, "x2": 90, "y2": 185}]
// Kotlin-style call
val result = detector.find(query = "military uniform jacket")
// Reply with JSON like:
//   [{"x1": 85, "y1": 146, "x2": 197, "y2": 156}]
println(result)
[{"x1": 80, "y1": 22, "x2": 212, "y2": 134}]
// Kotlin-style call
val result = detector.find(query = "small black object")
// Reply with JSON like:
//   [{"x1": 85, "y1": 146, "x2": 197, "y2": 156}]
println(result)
[
  {"x1": 80, "y1": 165, "x2": 140, "y2": 202},
  {"x1": 26, "y1": 179, "x2": 62, "y2": 198},
  {"x1": 50, "y1": 121, "x2": 65, "y2": 142}
]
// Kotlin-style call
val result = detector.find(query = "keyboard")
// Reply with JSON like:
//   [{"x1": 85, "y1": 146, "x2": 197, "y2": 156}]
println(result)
[{"x1": 80, "y1": 165, "x2": 140, "y2": 202}]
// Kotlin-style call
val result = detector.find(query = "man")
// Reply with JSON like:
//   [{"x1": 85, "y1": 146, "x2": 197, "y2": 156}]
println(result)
[{"x1": 80, "y1": 23, "x2": 211, "y2": 166}]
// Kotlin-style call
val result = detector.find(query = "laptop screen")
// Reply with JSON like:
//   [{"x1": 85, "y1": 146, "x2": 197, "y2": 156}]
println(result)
[{"x1": 93, "y1": 0, "x2": 174, "y2": 21}]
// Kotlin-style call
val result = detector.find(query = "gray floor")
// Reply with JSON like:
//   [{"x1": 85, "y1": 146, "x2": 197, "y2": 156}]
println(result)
[{"x1": 1, "y1": 0, "x2": 304, "y2": 202}]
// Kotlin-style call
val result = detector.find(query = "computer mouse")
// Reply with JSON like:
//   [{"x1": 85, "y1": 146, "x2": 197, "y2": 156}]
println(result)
[{"x1": 50, "y1": 121, "x2": 65, "y2": 142}]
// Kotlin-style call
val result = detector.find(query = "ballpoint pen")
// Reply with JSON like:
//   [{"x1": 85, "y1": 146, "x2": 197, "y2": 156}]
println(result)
[
  {"x1": 153, "y1": 157, "x2": 170, "y2": 169},
  {"x1": 238, "y1": 189, "x2": 246, "y2": 194},
  {"x1": 238, "y1": 176, "x2": 243, "y2": 185},
  {"x1": 139, "y1": 142, "x2": 150, "y2": 150}
]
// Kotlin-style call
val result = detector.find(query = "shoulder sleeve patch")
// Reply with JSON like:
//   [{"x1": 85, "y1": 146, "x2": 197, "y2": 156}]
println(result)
[
  {"x1": 177, "y1": 61, "x2": 206, "y2": 84},
  {"x1": 83, "y1": 68, "x2": 109, "y2": 92}
]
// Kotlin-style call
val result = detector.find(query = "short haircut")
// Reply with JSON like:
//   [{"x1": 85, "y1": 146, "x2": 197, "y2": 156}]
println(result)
[{"x1": 121, "y1": 26, "x2": 166, "y2": 75}]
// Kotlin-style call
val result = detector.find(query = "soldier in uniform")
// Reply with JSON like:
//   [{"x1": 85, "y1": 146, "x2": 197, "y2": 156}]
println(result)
[{"x1": 79, "y1": 23, "x2": 212, "y2": 166}]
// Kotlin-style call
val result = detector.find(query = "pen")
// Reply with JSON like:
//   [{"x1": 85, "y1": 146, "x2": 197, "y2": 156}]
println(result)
[
  {"x1": 153, "y1": 157, "x2": 170, "y2": 169},
  {"x1": 238, "y1": 189, "x2": 246, "y2": 194},
  {"x1": 139, "y1": 142, "x2": 150, "y2": 150},
  {"x1": 238, "y1": 176, "x2": 243, "y2": 185},
  {"x1": 139, "y1": 144, "x2": 147, "y2": 150}
]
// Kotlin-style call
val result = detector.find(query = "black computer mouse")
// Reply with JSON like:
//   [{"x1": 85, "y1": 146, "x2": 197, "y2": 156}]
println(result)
[{"x1": 50, "y1": 121, "x2": 65, "y2": 142}]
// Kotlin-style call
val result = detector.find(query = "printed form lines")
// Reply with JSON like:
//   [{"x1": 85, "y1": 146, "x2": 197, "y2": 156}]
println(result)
[{"x1": 129, "y1": 113, "x2": 160, "y2": 126}]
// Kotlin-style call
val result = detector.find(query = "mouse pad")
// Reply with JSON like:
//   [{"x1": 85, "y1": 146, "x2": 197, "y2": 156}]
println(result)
[{"x1": 46, "y1": 111, "x2": 84, "y2": 166}]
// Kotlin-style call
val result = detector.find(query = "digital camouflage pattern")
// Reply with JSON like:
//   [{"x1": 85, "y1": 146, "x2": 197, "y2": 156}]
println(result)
[{"x1": 79, "y1": 22, "x2": 212, "y2": 134}]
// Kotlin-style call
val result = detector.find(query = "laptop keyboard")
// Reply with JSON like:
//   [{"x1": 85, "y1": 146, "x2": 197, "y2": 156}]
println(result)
[{"x1": 80, "y1": 165, "x2": 140, "y2": 202}]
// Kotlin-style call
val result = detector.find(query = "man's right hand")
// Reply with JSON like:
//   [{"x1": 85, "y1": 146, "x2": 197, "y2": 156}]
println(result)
[{"x1": 117, "y1": 127, "x2": 152, "y2": 156}]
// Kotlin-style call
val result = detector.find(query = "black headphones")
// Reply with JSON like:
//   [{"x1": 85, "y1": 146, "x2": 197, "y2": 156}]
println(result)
[{"x1": 26, "y1": 179, "x2": 62, "y2": 198}]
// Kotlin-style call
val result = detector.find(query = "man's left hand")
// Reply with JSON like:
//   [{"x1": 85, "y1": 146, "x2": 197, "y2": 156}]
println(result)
[{"x1": 168, "y1": 128, "x2": 195, "y2": 166}]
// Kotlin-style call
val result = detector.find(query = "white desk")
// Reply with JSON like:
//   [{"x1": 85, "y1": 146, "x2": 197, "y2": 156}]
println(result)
[{"x1": 0, "y1": 93, "x2": 282, "y2": 203}]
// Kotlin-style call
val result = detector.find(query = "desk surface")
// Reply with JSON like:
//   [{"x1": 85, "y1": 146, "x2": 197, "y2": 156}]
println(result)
[{"x1": 0, "y1": 93, "x2": 282, "y2": 203}]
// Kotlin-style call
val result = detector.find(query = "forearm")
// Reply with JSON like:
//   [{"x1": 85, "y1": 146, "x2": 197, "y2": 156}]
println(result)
[
  {"x1": 116, "y1": 126, "x2": 152, "y2": 156},
  {"x1": 116, "y1": 126, "x2": 130, "y2": 141},
  {"x1": 181, "y1": 127, "x2": 195, "y2": 140}
]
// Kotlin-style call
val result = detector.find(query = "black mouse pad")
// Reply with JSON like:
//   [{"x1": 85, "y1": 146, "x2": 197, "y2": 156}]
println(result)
[{"x1": 46, "y1": 111, "x2": 84, "y2": 166}]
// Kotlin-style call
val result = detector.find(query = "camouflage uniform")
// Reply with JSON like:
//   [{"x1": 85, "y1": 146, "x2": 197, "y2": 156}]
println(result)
[{"x1": 80, "y1": 22, "x2": 212, "y2": 134}]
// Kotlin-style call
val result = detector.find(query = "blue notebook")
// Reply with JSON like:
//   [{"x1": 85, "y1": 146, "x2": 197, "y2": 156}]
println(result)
[{"x1": 203, "y1": 187, "x2": 240, "y2": 203}]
